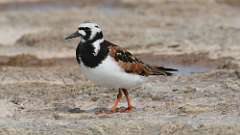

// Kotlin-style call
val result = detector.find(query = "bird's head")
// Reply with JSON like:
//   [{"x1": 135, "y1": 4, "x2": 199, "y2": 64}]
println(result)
[{"x1": 65, "y1": 22, "x2": 103, "y2": 43}]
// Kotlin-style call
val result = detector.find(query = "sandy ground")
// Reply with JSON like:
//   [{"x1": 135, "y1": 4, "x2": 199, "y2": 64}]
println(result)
[{"x1": 0, "y1": 0, "x2": 240, "y2": 134}]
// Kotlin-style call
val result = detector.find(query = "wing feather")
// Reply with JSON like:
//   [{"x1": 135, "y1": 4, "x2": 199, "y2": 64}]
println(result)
[{"x1": 104, "y1": 40, "x2": 177, "y2": 76}]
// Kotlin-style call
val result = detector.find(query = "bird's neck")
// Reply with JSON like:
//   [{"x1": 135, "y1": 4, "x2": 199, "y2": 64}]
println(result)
[
  {"x1": 80, "y1": 38, "x2": 104, "y2": 56},
  {"x1": 76, "y1": 38, "x2": 109, "y2": 68}
]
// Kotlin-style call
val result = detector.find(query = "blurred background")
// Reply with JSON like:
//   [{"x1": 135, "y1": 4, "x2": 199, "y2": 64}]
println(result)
[
  {"x1": 0, "y1": 0, "x2": 239, "y2": 61},
  {"x1": 0, "y1": 0, "x2": 240, "y2": 135}
]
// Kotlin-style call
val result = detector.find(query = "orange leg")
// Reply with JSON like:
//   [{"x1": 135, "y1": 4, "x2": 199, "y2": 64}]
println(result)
[
  {"x1": 119, "y1": 88, "x2": 133, "y2": 113},
  {"x1": 111, "y1": 89, "x2": 122, "y2": 112}
]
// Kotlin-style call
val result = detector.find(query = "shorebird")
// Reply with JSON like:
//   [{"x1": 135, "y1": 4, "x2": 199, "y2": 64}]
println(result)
[{"x1": 65, "y1": 22, "x2": 177, "y2": 113}]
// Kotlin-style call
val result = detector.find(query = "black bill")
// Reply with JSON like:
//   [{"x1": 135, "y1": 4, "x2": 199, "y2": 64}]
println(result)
[{"x1": 65, "y1": 31, "x2": 81, "y2": 40}]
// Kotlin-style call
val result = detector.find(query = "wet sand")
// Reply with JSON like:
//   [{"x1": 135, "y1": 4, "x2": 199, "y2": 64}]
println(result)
[{"x1": 0, "y1": 0, "x2": 240, "y2": 135}]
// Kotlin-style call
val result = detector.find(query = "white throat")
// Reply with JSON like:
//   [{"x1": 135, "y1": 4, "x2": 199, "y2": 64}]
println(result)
[
  {"x1": 92, "y1": 38, "x2": 104, "y2": 56},
  {"x1": 80, "y1": 38, "x2": 86, "y2": 43}
]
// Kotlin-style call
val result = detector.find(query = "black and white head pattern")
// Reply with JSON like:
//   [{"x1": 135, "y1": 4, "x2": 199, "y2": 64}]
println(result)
[{"x1": 78, "y1": 22, "x2": 104, "y2": 56}]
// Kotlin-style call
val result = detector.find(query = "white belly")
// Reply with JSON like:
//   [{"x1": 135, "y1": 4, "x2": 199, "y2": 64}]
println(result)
[{"x1": 80, "y1": 56, "x2": 145, "y2": 89}]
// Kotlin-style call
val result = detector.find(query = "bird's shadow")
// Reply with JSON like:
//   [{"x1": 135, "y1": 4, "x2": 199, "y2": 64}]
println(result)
[
  {"x1": 68, "y1": 107, "x2": 109, "y2": 113},
  {"x1": 66, "y1": 107, "x2": 141, "y2": 114}
]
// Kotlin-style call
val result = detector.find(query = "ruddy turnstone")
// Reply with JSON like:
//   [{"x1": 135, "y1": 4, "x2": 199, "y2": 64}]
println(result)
[{"x1": 65, "y1": 22, "x2": 177, "y2": 113}]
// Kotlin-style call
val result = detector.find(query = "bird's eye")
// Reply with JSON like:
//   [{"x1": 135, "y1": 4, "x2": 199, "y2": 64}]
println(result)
[{"x1": 95, "y1": 25, "x2": 99, "y2": 28}]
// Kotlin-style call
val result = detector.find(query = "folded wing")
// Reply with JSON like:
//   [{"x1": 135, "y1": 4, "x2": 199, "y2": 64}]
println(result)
[{"x1": 104, "y1": 40, "x2": 177, "y2": 76}]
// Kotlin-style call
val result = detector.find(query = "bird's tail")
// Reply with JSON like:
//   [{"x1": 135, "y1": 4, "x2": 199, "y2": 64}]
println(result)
[{"x1": 150, "y1": 66, "x2": 178, "y2": 76}]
